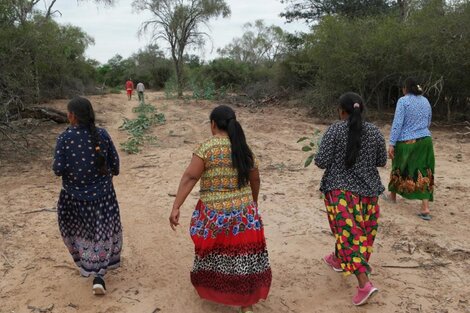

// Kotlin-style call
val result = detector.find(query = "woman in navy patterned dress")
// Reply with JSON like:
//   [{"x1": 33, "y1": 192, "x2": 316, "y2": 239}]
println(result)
[
  {"x1": 53, "y1": 97, "x2": 122, "y2": 295},
  {"x1": 385, "y1": 77, "x2": 435, "y2": 221}
]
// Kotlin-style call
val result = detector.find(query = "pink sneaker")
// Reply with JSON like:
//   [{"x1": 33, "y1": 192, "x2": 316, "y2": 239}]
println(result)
[
  {"x1": 322, "y1": 253, "x2": 343, "y2": 272},
  {"x1": 352, "y1": 282, "x2": 378, "y2": 306}
]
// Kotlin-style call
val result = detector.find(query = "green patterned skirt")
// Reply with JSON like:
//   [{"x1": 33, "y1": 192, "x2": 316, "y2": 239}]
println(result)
[{"x1": 388, "y1": 136, "x2": 435, "y2": 201}]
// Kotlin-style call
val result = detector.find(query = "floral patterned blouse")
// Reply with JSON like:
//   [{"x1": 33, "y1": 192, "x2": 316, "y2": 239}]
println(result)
[
  {"x1": 314, "y1": 121, "x2": 387, "y2": 197},
  {"x1": 194, "y1": 137, "x2": 257, "y2": 211}
]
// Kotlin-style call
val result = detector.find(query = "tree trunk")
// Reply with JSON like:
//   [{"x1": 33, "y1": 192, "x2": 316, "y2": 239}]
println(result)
[
  {"x1": 447, "y1": 98, "x2": 452, "y2": 123},
  {"x1": 21, "y1": 107, "x2": 68, "y2": 123},
  {"x1": 176, "y1": 60, "x2": 184, "y2": 98},
  {"x1": 34, "y1": 59, "x2": 40, "y2": 105},
  {"x1": 376, "y1": 92, "x2": 383, "y2": 113},
  {"x1": 397, "y1": 0, "x2": 405, "y2": 21}
]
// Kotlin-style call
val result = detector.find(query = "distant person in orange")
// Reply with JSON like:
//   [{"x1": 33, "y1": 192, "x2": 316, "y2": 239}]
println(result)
[{"x1": 125, "y1": 79, "x2": 134, "y2": 100}]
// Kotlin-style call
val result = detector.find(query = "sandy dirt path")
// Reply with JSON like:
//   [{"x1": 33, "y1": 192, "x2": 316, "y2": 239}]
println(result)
[{"x1": 1, "y1": 92, "x2": 469, "y2": 313}]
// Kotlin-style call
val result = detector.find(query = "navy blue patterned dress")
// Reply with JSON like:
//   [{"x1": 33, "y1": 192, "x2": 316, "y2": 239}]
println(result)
[{"x1": 53, "y1": 125, "x2": 122, "y2": 277}]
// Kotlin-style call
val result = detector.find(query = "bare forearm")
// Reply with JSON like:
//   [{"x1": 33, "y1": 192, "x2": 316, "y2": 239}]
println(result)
[
  {"x1": 172, "y1": 174, "x2": 199, "y2": 209},
  {"x1": 251, "y1": 181, "x2": 260, "y2": 203}
]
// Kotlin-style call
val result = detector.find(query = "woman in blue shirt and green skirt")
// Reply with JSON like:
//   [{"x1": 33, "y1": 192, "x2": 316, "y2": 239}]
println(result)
[{"x1": 386, "y1": 77, "x2": 435, "y2": 220}]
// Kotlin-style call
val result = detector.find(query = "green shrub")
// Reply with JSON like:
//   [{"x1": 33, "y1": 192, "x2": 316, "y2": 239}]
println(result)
[{"x1": 119, "y1": 103, "x2": 165, "y2": 154}]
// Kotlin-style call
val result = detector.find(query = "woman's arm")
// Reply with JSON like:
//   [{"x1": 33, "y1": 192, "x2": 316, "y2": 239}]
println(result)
[
  {"x1": 104, "y1": 130, "x2": 120, "y2": 176},
  {"x1": 249, "y1": 168, "x2": 260, "y2": 203},
  {"x1": 52, "y1": 135, "x2": 66, "y2": 176},
  {"x1": 169, "y1": 155, "x2": 205, "y2": 230},
  {"x1": 376, "y1": 130, "x2": 387, "y2": 167},
  {"x1": 314, "y1": 125, "x2": 336, "y2": 169},
  {"x1": 427, "y1": 101, "x2": 432, "y2": 128},
  {"x1": 389, "y1": 98, "x2": 405, "y2": 146}
]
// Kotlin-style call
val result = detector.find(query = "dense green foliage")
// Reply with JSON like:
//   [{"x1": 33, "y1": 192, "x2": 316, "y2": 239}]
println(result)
[
  {"x1": 96, "y1": 45, "x2": 173, "y2": 89},
  {"x1": 280, "y1": 0, "x2": 396, "y2": 22},
  {"x1": 0, "y1": 2, "x2": 97, "y2": 120},
  {"x1": 1, "y1": 0, "x2": 468, "y2": 124},
  {"x1": 289, "y1": 0, "x2": 470, "y2": 120}
]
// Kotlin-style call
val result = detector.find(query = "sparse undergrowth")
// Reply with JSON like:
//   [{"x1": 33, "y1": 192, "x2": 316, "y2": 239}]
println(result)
[
  {"x1": 298, "y1": 129, "x2": 322, "y2": 167},
  {"x1": 119, "y1": 102, "x2": 165, "y2": 154}
]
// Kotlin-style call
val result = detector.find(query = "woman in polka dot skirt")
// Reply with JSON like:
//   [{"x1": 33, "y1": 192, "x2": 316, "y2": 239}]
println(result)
[
  {"x1": 314, "y1": 92, "x2": 387, "y2": 306},
  {"x1": 53, "y1": 97, "x2": 122, "y2": 295}
]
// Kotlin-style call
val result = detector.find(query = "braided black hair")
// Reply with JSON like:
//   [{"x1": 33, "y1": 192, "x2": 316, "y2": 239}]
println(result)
[
  {"x1": 339, "y1": 92, "x2": 364, "y2": 169},
  {"x1": 67, "y1": 97, "x2": 109, "y2": 175},
  {"x1": 210, "y1": 105, "x2": 254, "y2": 188}
]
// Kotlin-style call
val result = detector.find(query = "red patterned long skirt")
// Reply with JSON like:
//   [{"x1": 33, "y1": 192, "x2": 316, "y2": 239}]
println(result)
[
  {"x1": 324, "y1": 189, "x2": 380, "y2": 275},
  {"x1": 190, "y1": 200, "x2": 272, "y2": 306}
]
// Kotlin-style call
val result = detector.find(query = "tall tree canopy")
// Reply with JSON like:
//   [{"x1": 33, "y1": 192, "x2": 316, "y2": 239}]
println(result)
[
  {"x1": 0, "y1": 0, "x2": 106, "y2": 121},
  {"x1": 280, "y1": 0, "x2": 394, "y2": 23},
  {"x1": 134, "y1": 0, "x2": 231, "y2": 97},
  {"x1": 218, "y1": 20, "x2": 288, "y2": 65}
]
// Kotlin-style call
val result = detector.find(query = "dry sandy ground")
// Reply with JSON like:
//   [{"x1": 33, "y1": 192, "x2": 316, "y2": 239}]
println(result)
[{"x1": 1, "y1": 92, "x2": 469, "y2": 313}]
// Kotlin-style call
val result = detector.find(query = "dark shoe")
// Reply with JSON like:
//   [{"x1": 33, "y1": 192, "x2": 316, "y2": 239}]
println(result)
[{"x1": 92, "y1": 276, "x2": 106, "y2": 295}]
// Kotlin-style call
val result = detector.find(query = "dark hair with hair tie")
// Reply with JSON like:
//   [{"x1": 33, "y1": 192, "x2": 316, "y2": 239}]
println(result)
[
  {"x1": 210, "y1": 105, "x2": 254, "y2": 188},
  {"x1": 339, "y1": 92, "x2": 364, "y2": 168},
  {"x1": 403, "y1": 77, "x2": 423, "y2": 96},
  {"x1": 67, "y1": 97, "x2": 109, "y2": 175}
]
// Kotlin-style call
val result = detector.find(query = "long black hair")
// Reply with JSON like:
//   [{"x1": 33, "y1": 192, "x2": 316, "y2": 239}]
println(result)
[
  {"x1": 339, "y1": 92, "x2": 364, "y2": 169},
  {"x1": 210, "y1": 105, "x2": 254, "y2": 188},
  {"x1": 67, "y1": 97, "x2": 108, "y2": 175},
  {"x1": 403, "y1": 77, "x2": 423, "y2": 95}
]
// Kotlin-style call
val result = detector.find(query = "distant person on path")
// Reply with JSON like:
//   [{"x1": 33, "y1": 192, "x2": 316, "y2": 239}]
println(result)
[
  {"x1": 169, "y1": 105, "x2": 271, "y2": 313},
  {"x1": 136, "y1": 82, "x2": 145, "y2": 103},
  {"x1": 125, "y1": 79, "x2": 134, "y2": 100},
  {"x1": 53, "y1": 97, "x2": 122, "y2": 296},
  {"x1": 384, "y1": 77, "x2": 434, "y2": 220},
  {"x1": 315, "y1": 92, "x2": 387, "y2": 306}
]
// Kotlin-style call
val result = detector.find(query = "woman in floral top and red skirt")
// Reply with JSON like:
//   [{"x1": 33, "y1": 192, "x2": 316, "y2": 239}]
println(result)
[
  {"x1": 315, "y1": 92, "x2": 387, "y2": 306},
  {"x1": 169, "y1": 105, "x2": 271, "y2": 313}
]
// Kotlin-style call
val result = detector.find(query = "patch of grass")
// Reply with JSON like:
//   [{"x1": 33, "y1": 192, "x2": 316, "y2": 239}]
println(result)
[
  {"x1": 132, "y1": 103, "x2": 156, "y2": 114},
  {"x1": 119, "y1": 102, "x2": 166, "y2": 154},
  {"x1": 109, "y1": 87, "x2": 121, "y2": 94}
]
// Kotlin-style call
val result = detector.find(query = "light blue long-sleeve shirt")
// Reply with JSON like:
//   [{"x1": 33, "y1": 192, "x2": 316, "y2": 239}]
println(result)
[{"x1": 389, "y1": 94, "x2": 432, "y2": 146}]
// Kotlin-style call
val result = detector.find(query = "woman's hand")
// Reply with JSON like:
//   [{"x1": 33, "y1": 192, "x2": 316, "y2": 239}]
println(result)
[
  {"x1": 169, "y1": 207, "x2": 180, "y2": 231},
  {"x1": 388, "y1": 146, "x2": 395, "y2": 160}
]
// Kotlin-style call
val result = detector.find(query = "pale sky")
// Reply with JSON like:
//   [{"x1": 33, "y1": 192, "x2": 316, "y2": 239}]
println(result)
[{"x1": 53, "y1": 0, "x2": 309, "y2": 64}]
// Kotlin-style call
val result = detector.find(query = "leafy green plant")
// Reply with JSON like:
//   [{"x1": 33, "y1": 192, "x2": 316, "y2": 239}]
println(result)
[
  {"x1": 120, "y1": 137, "x2": 143, "y2": 154},
  {"x1": 297, "y1": 129, "x2": 322, "y2": 167},
  {"x1": 133, "y1": 103, "x2": 156, "y2": 114},
  {"x1": 119, "y1": 103, "x2": 165, "y2": 154},
  {"x1": 164, "y1": 77, "x2": 178, "y2": 99},
  {"x1": 191, "y1": 79, "x2": 217, "y2": 100}
]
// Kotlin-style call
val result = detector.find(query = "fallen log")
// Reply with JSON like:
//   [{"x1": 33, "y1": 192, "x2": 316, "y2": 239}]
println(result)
[{"x1": 21, "y1": 107, "x2": 67, "y2": 123}]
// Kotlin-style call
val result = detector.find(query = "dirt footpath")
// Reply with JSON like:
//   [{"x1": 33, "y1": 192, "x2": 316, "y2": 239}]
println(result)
[{"x1": 1, "y1": 92, "x2": 469, "y2": 313}]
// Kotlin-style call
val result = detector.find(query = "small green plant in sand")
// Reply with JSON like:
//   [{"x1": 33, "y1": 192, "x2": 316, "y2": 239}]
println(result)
[
  {"x1": 120, "y1": 102, "x2": 166, "y2": 154},
  {"x1": 297, "y1": 129, "x2": 323, "y2": 167}
]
